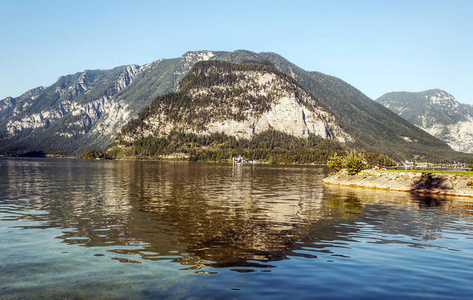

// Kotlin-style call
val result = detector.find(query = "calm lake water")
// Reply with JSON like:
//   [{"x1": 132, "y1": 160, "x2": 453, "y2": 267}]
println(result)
[{"x1": 1, "y1": 158, "x2": 473, "y2": 299}]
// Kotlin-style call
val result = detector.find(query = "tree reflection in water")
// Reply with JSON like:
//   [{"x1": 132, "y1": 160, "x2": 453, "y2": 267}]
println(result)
[{"x1": 2, "y1": 158, "x2": 472, "y2": 272}]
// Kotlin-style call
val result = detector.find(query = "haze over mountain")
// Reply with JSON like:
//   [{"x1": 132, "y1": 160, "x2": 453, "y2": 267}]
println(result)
[
  {"x1": 376, "y1": 89, "x2": 473, "y2": 154},
  {"x1": 0, "y1": 50, "x2": 467, "y2": 162}
]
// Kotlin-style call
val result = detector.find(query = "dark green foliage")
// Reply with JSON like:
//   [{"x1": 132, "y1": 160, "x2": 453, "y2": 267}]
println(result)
[
  {"x1": 241, "y1": 59, "x2": 276, "y2": 67},
  {"x1": 110, "y1": 129, "x2": 344, "y2": 163},
  {"x1": 343, "y1": 150, "x2": 367, "y2": 175},
  {"x1": 328, "y1": 150, "x2": 382, "y2": 175},
  {"x1": 363, "y1": 152, "x2": 396, "y2": 167},
  {"x1": 80, "y1": 149, "x2": 106, "y2": 159},
  {"x1": 18, "y1": 151, "x2": 46, "y2": 157},
  {"x1": 327, "y1": 152, "x2": 344, "y2": 171},
  {"x1": 110, "y1": 128, "x2": 390, "y2": 165}
]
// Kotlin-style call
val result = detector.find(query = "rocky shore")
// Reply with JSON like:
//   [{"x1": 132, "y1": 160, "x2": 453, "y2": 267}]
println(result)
[{"x1": 322, "y1": 169, "x2": 473, "y2": 198}]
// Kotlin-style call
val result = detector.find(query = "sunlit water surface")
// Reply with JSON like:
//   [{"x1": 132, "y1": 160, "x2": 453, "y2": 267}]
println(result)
[{"x1": 1, "y1": 158, "x2": 473, "y2": 299}]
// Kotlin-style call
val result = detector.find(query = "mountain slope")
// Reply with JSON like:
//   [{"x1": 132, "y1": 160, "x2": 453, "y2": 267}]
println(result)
[
  {"x1": 0, "y1": 66, "x2": 138, "y2": 154},
  {"x1": 109, "y1": 60, "x2": 353, "y2": 161},
  {"x1": 0, "y1": 50, "x2": 468, "y2": 162},
  {"x1": 0, "y1": 52, "x2": 224, "y2": 155},
  {"x1": 376, "y1": 89, "x2": 473, "y2": 153},
  {"x1": 218, "y1": 52, "x2": 460, "y2": 161}
]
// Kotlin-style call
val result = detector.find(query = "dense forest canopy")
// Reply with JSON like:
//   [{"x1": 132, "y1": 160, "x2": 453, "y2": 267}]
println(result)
[{"x1": 108, "y1": 129, "x2": 395, "y2": 166}]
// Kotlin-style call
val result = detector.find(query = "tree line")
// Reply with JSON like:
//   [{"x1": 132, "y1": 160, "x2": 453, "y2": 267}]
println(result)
[{"x1": 108, "y1": 129, "x2": 395, "y2": 166}]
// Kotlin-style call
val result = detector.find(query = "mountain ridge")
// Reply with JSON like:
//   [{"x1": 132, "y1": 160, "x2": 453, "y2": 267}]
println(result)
[
  {"x1": 119, "y1": 60, "x2": 351, "y2": 141},
  {"x1": 376, "y1": 89, "x2": 473, "y2": 153},
  {"x1": 0, "y1": 50, "x2": 469, "y2": 162},
  {"x1": 108, "y1": 60, "x2": 355, "y2": 162}
]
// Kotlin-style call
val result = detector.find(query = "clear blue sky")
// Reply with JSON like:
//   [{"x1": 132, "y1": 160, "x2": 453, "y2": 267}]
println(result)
[{"x1": 1, "y1": 0, "x2": 472, "y2": 104}]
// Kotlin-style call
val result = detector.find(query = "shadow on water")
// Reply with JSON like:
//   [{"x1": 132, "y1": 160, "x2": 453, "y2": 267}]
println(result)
[
  {"x1": 410, "y1": 194, "x2": 450, "y2": 209},
  {"x1": 2, "y1": 158, "x2": 473, "y2": 273}
]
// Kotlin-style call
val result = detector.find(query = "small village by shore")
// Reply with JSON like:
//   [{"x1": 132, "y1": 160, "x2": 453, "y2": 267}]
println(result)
[{"x1": 392, "y1": 160, "x2": 469, "y2": 172}]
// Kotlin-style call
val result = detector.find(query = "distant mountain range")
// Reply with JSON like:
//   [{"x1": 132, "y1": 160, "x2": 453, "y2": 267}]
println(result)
[
  {"x1": 0, "y1": 50, "x2": 468, "y2": 162},
  {"x1": 376, "y1": 89, "x2": 473, "y2": 154}
]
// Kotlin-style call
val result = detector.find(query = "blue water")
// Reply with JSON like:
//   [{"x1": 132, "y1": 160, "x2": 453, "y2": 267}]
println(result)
[{"x1": 1, "y1": 157, "x2": 473, "y2": 299}]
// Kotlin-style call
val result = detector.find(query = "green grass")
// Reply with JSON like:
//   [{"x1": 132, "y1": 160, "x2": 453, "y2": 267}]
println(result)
[{"x1": 386, "y1": 169, "x2": 473, "y2": 175}]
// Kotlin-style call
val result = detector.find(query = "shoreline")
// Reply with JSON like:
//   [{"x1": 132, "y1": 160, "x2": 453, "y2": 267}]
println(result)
[{"x1": 322, "y1": 169, "x2": 473, "y2": 198}]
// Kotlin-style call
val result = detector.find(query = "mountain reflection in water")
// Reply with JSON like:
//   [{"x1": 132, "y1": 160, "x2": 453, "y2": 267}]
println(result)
[{"x1": 2, "y1": 158, "x2": 473, "y2": 273}]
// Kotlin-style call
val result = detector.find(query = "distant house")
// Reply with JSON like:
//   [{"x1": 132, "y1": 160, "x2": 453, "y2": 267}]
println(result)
[
  {"x1": 233, "y1": 155, "x2": 242, "y2": 163},
  {"x1": 403, "y1": 160, "x2": 413, "y2": 169}
]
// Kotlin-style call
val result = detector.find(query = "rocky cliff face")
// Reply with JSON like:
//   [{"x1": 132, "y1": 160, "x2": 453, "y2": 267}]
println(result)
[
  {"x1": 0, "y1": 51, "x2": 229, "y2": 154},
  {"x1": 0, "y1": 50, "x2": 461, "y2": 162},
  {"x1": 114, "y1": 61, "x2": 352, "y2": 152},
  {"x1": 5, "y1": 65, "x2": 140, "y2": 135},
  {"x1": 376, "y1": 89, "x2": 473, "y2": 153},
  {"x1": 0, "y1": 53, "x2": 220, "y2": 154}
]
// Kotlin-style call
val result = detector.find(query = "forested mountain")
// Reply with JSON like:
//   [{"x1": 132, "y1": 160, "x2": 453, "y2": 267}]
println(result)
[
  {"x1": 376, "y1": 89, "x2": 473, "y2": 153},
  {"x1": 108, "y1": 60, "x2": 361, "y2": 163},
  {"x1": 0, "y1": 50, "x2": 468, "y2": 162}
]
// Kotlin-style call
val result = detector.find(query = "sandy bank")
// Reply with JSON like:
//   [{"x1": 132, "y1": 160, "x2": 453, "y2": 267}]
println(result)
[{"x1": 322, "y1": 170, "x2": 473, "y2": 198}]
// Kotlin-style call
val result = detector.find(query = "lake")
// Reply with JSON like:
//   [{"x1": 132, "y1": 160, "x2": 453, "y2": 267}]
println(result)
[{"x1": 1, "y1": 158, "x2": 473, "y2": 299}]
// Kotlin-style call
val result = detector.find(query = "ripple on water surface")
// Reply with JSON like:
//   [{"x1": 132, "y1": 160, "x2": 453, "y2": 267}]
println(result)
[{"x1": 1, "y1": 158, "x2": 473, "y2": 298}]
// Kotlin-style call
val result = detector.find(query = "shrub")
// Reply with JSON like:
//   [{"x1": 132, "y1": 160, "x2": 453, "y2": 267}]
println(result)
[
  {"x1": 327, "y1": 150, "x2": 367, "y2": 175},
  {"x1": 327, "y1": 153, "x2": 344, "y2": 171},
  {"x1": 344, "y1": 150, "x2": 367, "y2": 175},
  {"x1": 80, "y1": 149, "x2": 105, "y2": 159}
]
